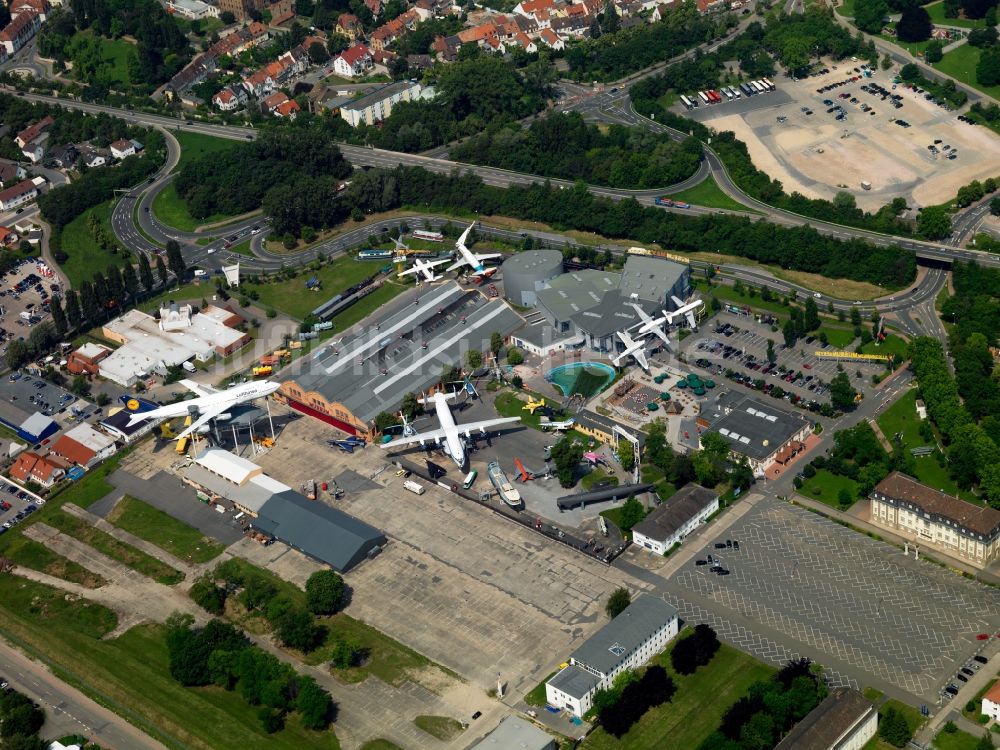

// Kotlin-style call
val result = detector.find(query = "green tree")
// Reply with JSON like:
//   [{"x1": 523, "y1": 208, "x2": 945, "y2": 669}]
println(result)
[
  {"x1": 618, "y1": 440, "x2": 635, "y2": 471},
  {"x1": 295, "y1": 676, "x2": 332, "y2": 730},
  {"x1": 49, "y1": 296, "x2": 68, "y2": 336},
  {"x1": 782, "y1": 319, "x2": 798, "y2": 347},
  {"x1": 506, "y1": 347, "x2": 523, "y2": 366},
  {"x1": 550, "y1": 436, "x2": 583, "y2": 487},
  {"x1": 0, "y1": 703, "x2": 44, "y2": 739},
  {"x1": 329, "y1": 635, "x2": 362, "y2": 668},
  {"x1": 975, "y1": 731, "x2": 995, "y2": 750},
  {"x1": 977, "y1": 46, "x2": 1000, "y2": 87},
  {"x1": 830, "y1": 371, "x2": 856, "y2": 411},
  {"x1": 305, "y1": 570, "x2": 346, "y2": 615},
  {"x1": 466, "y1": 349, "x2": 483, "y2": 370},
  {"x1": 881, "y1": 52, "x2": 893, "y2": 70},
  {"x1": 855, "y1": 0, "x2": 888, "y2": 33},
  {"x1": 924, "y1": 39, "x2": 945, "y2": 63},
  {"x1": 400, "y1": 392, "x2": 421, "y2": 419},
  {"x1": 190, "y1": 574, "x2": 227, "y2": 615},
  {"x1": 275, "y1": 607, "x2": 324, "y2": 652},
  {"x1": 138, "y1": 252, "x2": 155, "y2": 290},
  {"x1": 804, "y1": 297, "x2": 820, "y2": 331},
  {"x1": 878, "y1": 706, "x2": 912, "y2": 747},
  {"x1": 991, "y1": 196, "x2": 1000, "y2": 216},
  {"x1": 896, "y1": 6, "x2": 932, "y2": 42},
  {"x1": 766, "y1": 339, "x2": 776, "y2": 365},
  {"x1": 917, "y1": 205, "x2": 951, "y2": 239},
  {"x1": 156, "y1": 255, "x2": 169, "y2": 287},
  {"x1": 601, "y1": 0, "x2": 619, "y2": 33},
  {"x1": 63, "y1": 289, "x2": 82, "y2": 330},
  {"x1": 605, "y1": 587, "x2": 631, "y2": 618},
  {"x1": 166, "y1": 240, "x2": 187, "y2": 283},
  {"x1": 490, "y1": 331, "x2": 503, "y2": 357},
  {"x1": 122, "y1": 261, "x2": 139, "y2": 300},
  {"x1": 617, "y1": 497, "x2": 646, "y2": 531}
]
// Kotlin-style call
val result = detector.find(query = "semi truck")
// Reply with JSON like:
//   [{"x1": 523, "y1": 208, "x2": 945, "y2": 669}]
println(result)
[
  {"x1": 654, "y1": 197, "x2": 691, "y2": 209},
  {"x1": 403, "y1": 479, "x2": 425, "y2": 495}
]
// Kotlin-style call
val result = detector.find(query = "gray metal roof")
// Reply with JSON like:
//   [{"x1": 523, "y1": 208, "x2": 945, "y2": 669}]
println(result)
[
  {"x1": 469, "y1": 716, "x2": 556, "y2": 750},
  {"x1": 253, "y1": 490, "x2": 386, "y2": 572},
  {"x1": 535, "y1": 270, "x2": 619, "y2": 322},
  {"x1": 183, "y1": 464, "x2": 275, "y2": 514},
  {"x1": 282, "y1": 282, "x2": 523, "y2": 423},
  {"x1": 570, "y1": 595, "x2": 677, "y2": 676},
  {"x1": 571, "y1": 291, "x2": 653, "y2": 339},
  {"x1": 618, "y1": 256, "x2": 688, "y2": 304},
  {"x1": 632, "y1": 483, "x2": 718, "y2": 542},
  {"x1": 774, "y1": 688, "x2": 875, "y2": 750},
  {"x1": 341, "y1": 81, "x2": 419, "y2": 112},
  {"x1": 547, "y1": 664, "x2": 599, "y2": 700},
  {"x1": 704, "y1": 396, "x2": 810, "y2": 461}
]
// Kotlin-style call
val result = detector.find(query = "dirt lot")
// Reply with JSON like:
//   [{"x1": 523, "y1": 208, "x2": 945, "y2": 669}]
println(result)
[
  {"x1": 251, "y1": 413, "x2": 643, "y2": 697},
  {"x1": 693, "y1": 62, "x2": 1000, "y2": 210}
]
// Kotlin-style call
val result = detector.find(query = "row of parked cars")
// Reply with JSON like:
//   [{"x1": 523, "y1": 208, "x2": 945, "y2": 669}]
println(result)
[
  {"x1": 944, "y1": 654, "x2": 988, "y2": 698},
  {"x1": 694, "y1": 540, "x2": 742, "y2": 576},
  {"x1": 0, "y1": 502, "x2": 40, "y2": 534},
  {"x1": 815, "y1": 67, "x2": 869, "y2": 94}
]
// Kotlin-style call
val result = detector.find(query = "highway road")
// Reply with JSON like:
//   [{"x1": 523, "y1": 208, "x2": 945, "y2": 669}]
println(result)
[{"x1": 0, "y1": 640, "x2": 168, "y2": 750}]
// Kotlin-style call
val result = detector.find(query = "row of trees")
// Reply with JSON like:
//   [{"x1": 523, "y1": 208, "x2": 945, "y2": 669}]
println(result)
[
  {"x1": 166, "y1": 615, "x2": 334, "y2": 733},
  {"x1": 451, "y1": 111, "x2": 704, "y2": 190}
]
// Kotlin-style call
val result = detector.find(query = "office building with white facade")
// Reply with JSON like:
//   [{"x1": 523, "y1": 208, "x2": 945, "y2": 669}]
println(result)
[
  {"x1": 545, "y1": 595, "x2": 678, "y2": 717},
  {"x1": 631, "y1": 483, "x2": 718, "y2": 555}
]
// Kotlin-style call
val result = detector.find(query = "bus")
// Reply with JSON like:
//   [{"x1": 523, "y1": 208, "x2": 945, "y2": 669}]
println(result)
[
  {"x1": 740, "y1": 83, "x2": 753, "y2": 96},
  {"x1": 411, "y1": 230, "x2": 444, "y2": 242},
  {"x1": 680, "y1": 95, "x2": 693, "y2": 110},
  {"x1": 752, "y1": 81, "x2": 765, "y2": 94},
  {"x1": 762, "y1": 78, "x2": 775, "y2": 91},
  {"x1": 463, "y1": 470, "x2": 478, "y2": 489},
  {"x1": 698, "y1": 91, "x2": 710, "y2": 105}
]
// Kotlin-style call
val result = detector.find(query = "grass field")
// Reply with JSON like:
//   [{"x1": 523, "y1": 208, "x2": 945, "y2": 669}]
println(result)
[
  {"x1": 799, "y1": 468, "x2": 860, "y2": 507},
  {"x1": 413, "y1": 716, "x2": 464, "y2": 741},
  {"x1": 933, "y1": 43, "x2": 1000, "y2": 100},
  {"x1": 152, "y1": 184, "x2": 234, "y2": 232},
  {"x1": 525, "y1": 671, "x2": 558, "y2": 706},
  {"x1": 667, "y1": 176, "x2": 753, "y2": 213},
  {"x1": 877, "y1": 390, "x2": 924, "y2": 450},
  {"x1": 0, "y1": 535, "x2": 105, "y2": 587},
  {"x1": 0, "y1": 577, "x2": 341, "y2": 750},
  {"x1": 241, "y1": 256, "x2": 397, "y2": 320},
  {"x1": 581, "y1": 641, "x2": 776, "y2": 750},
  {"x1": 835, "y1": 0, "x2": 855, "y2": 16},
  {"x1": 817, "y1": 326, "x2": 856, "y2": 348},
  {"x1": 46, "y1": 509, "x2": 183, "y2": 585},
  {"x1": 860, "y1": 333, "x2": 909, "y2": 359},
  {"x1": 227, "y1": 238, "x2": 254, "y2": 257},
  {"x1": 106, "y1": 496, "x2": 225, "y2": 564},
  {"x1": 697, "y1": 280, "x2": 793, "y2": 317},
  {"x1": 67, "y1": 31, "x2": 135, "y2": 87},
  {"x1": 172, "y1": 131, "x2": 240, "y2": 172},
  {"x1": 59, "y1": 200, "x2": 130, "y2": 287},
  {"x1": 925, "y1": 0, "x2": 986, "y2": 27},
  {"x1": 933, "y1": 727, "x2": 983, "y2": 750}
]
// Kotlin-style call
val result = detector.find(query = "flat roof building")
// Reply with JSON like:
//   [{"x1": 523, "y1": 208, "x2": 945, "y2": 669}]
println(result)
[
  {"x1": 632, "y1": 483, "x2": 718, "y2": 555},
  {"x1": 982, "y1": 679, "x2": 1000, "y2": 722},
  {"x1": 279, "y1": 282, "x2": 523, "y2": 439},
  {"x1": 774, "y1": 688, "x2": 877, "y2": 750},
  {"x1": 546, "y1": 595, "x2": 678, "y2": 717},
  {"x1": 702, "y1": 396, "x2": 811, "y2": 477},
  {"x1": 469, "y1": 716, "x2": 555, "y2": 750},
  {"x1": 870, "y1": 472, "x2": 1000, "y2": 568},
  {"x1": 340, "y1": 81, "x2": 425, "y2": 127}
]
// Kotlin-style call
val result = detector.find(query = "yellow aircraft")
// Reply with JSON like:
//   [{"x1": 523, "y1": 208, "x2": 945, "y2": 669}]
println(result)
[{"x1": 523, "y1": 396, "x2": 546, "y2": 414}]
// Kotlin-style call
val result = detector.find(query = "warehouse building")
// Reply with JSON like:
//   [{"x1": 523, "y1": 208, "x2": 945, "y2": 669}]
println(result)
[
  {"x1": 870, "y1": 472, "x2": 1000, "y2": 568},
  {"x1": 774, "y1": 688, "x2": 877, "y2": 750},
  {"x1": 546, "y1": 595, "x2": 678, "y2": 717},
  {"x1": 279, "y1": 282, "x2": 523, "y2": 438},
  {"x1": 701, "y1": 396, "x2": 811, "y2": 478},
  {"x1": 501, "y1": 249, "x2": 564, "y2": 307},
  {"x1": 631, "y1": 483, "x2": 718, "y2": 555}
]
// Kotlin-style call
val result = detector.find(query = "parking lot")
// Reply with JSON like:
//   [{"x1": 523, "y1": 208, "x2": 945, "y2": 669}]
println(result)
[
  {"x1": 679, "y1": 310, "x2": 885, "y2": 412},
  {"x1": 0, "y1": 258, "x2": 57, "y2": 352},
  {"x1": 0, "y1": 475, "x2": 45, "y2": 538},
  {"x1": 663, "y1": 498, "x2": 1000, "y2": 704},
  {"x1": 685, "y1": 58, "x2": 1000, "y2": 209}
]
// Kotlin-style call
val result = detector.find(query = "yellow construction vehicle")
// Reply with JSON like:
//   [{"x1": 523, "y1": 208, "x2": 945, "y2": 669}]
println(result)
[
  {"x1": 255, "y1": 437, "x2": 275, "y2": 448},
  {"x1": 272, "y1": 349, "x2": 291, "y2": 361},
  {"x1": 175, "y1": 416, "x2": 193, "y2": 454},
  {"x1": 252, "y1": 365, "x2": 273, "y2": 377},
  {"x1": 289, "y1": 341, "x2": 303, "y2": 350},
  {"x1": 523, "y1": 396, "x2": 546, "y2": 415}
]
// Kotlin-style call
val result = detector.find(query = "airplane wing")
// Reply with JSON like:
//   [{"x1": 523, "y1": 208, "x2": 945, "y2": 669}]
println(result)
[
  {"x1": 649, "y1": 327, "x2": 671, "y2": 345},
  {"x1": 684, "y1": 310, "x2": 697, "y2": 328},
  {"x1": 447, "y1": 258, "x2": 471, "y2": 272},
  {"x1": 424, "y1": 258, "x2": 451, "y2": 268},
  {"x1": 633, "y1": 349, "x2": 649, "y2": 370},
  {"x1": 175, "y1": 405, "x2": 229, "y2": 440},
  {"x1": 473, "y1": 253, "x2": 502, "y2": 262},
  {"x1": 456, "y1": 416, "x2": 521, "y2": 437},
  {"x1": 179, "y1": 379, "x2": 218, "y2": 397},
  {"x1": 380, "y1": 427, "x2": 449, "y2": 448},
  {"x1": 398, "y1": 266, "x2": 421, "y2": 277},
  {"x1": 671, "y1": 295, "x2": 685, "y2": 308},
  {"x1": 456, "y1": 223, "x2": 475, "y2": 248},
  {"x1": 630, "y1": 303, "x2": 653, "y2": 325}
]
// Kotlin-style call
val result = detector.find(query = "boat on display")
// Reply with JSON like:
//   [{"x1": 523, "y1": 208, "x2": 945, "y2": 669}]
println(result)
[{"x1": 487, "y1": 461, "x2": 522, "y2": 508}]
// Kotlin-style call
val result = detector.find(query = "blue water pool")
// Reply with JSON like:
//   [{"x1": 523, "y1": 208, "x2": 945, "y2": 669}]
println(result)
[{"x1": 545, "y1": 362, "x2": 616, "y2": 398}]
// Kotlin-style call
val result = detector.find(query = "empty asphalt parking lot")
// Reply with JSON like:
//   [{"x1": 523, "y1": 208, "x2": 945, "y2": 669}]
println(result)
[{"x1": 660, "y1": 498, "x2": 1000, "y2": 705}]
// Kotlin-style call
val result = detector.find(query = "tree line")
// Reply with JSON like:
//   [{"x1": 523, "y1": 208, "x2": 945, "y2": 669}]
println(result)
[{"x1": 450, "y1": 111, "x2": 704, "y2": 190}]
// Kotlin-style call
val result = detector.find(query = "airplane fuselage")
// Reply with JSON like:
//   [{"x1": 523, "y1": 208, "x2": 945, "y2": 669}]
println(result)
[
  {"x1": 431, "y1": 394, "x2": 466, "y2": 468},
  {"x1": 131, "y1": 381, "x2": 281, "y2": 425}
]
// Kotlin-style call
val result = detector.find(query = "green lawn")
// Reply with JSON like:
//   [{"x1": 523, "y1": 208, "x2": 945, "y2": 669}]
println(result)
[
  {"x1": 925, "y1": 0, "x2": 987, "y2": 28},
  {"x1": 696, "y1": 280, "x2": 792, "y2": 317},
  {"x1": 835, "y1": 0, "x2": 856, "y2": 16},
  {"x1": 495, "y1": 390, "x2": 570, "y2": 430},
  {"x1": 45, "y1": 509, "x2": 183, "y2": 585},
  {"x1": 172, "y1": 130, "x2": 240, "y2": 172},
  {"x1": 582, "y1": 641, "x2": 776, "y2": 750},
  {"x1": 581, "y1": 468, "x2": 619, "y2": 490},
  {"x1": 241, "y1": 256, "x2": 398, "y2": 320},
  {"x1": 525, "y1": 670, "x2": 558, "y2": 706},
  {"x1": 877, "y1": 390, "x2": 924, "y2": 450},
  {"x1": 67, "y1": 31, "x2": 135, "y2": 87},
  {"x1": 862, "y1": 686, "x2": 885, "y2": 703},
  {"x1": 137, "y1": 281, "x2": 214, "y2": 313},
  {"x1": 880, "y1": 32, "x2": 931, "y2": 57},
  {"x1": 227, "y1": 238, "x2": 255, "y2": 257},
  {"x1": 59, "y1": 200, "x2": 131, "y2": 287},
  {"x1": 881, "y1": 698, "x2": 925, "y2": 737},
  {"x1": 152, "y1": 183, "x2": 235, "y2": 232},
  {"x1": 106, "y1": 496, "x2": 225, "y2": 564},
  {"x1": 817, "y1": 326, "x2": 856, "y2": 349},
  {"x1": 0, "y1": 535, "x2": 105, "y2": 588},
  {"x1": 963, "y1": 678, "x2": 996, "y2": 722},
  {"x1": 799, "y1": 468, "x2": 860, "y2": 508},
  {"x1": 0, "y1": 577, "x2": 340, "y2": 750},
  {"x1": 860, "y1": 333, "x2": 909, "y2": 359},
  {"x1": 667, "y1": 175, "x2": 754, "y2": 213},
  {"x1": 413, "y1": 716, "x2": 464, "y2": 741},
  {"x1": 933, "y1": 727, "x2": 983, "y2": 750},
  {"x1": 933, "y1": 43, "x2": 1000, "y2": 100}
]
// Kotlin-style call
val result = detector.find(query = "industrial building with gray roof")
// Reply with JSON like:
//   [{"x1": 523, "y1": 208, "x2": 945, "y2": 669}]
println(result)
[
  {"x1": 279, "y1": 282, "x2": 523, "y2": 438},
  {"x1": 702, "y1": 396, "x2": 812, "y2": 476}
]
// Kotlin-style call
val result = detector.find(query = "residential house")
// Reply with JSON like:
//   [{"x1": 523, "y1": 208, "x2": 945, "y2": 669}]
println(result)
[
  {"x1": 212, "y1": 85, "x2": 247, "y2": 110},
  {"x1": 267, "y1": 0, "x2": 295, "y2": 25},
  {"x1": 370, "y1": 9, "x2": 419, "y2": 51},
  {"x1": 550, "y1": 15, "x2": 589, "y2": 36},
  {"x1": 10, "y1": 0, "x2": 49, "y2": 22},
  {"x1": 538, "y1": 27, "x2": 564, "y2": 49},
  {"x1": 339, "y1": 80, "x2": 423, "y2": 127},
  {"x1": 333, "y1": 43, "x2": 372, "y2": 78},
  {"x1": 0, "y1": 226, "x2": 17, "y2": 245},
  {"x1": 0, "y1": 10, "x2": 41, "y2": 55},
  {"x1": 652, "y1": 1, "x2": 675, "y2": 20},
  {"x1": 983, "y1": 681, "x2": 1000, "y2": 723},
  {"x1": 15, "y1": 116, "x2": 53, "y2": 149},
  {"x1": 406, "y1": 53, "x2": 433, "y2": 70},
  {"x1": 21, "y1": 141, "x2": 43, "y2": 164},
  {"x1": 169, "y1": 52, "x2": 217, "y2": 94},
  {"x1": 0, "y1": 159, "x2": 25, "y2": 187},
  {"x1": 365, "y1": 0, "x2": 382, "y2": 17},
  {"x1": 49, "y1": 423, "x2": 117, "y2": 469},
  {"x1": 45, "y1": 144, "x2": 78, "y2": 168},
  {"x1": 431, "y1": 34, "x2": 461, "y2": 61},
  {"x1": 507, "y1": 32, "x2": 537, "y2": 52},
  {"x1": 276, "y1": 47, "x2": 310, "y2": 78},
  {"x1": 261, "y1": 90, "x2": 290, "y2": 112},
  {"x1": 0, "y1": 179, "x2": 38, "y2": 211},
  {"x1": 110, "y1": 139, "x2": 136, "y2": 160},
  {"x1": 243, "y1": 66, "x2": 276, "y2": 98},
  {"x1": 9, "y1": 451, "x2": 67, "y2": 488},
  {"x1": 696, "y1": 0, "x2": 726, "y2": 12},
  {"x1": 336, "y1": 13, "x2": 363, "y2": 39},
  {"x1": 513, "y1": 0, "x2": 557, "y2": 17},
  {"x1": 274, "y1": 99, "x2": 300, "y2": 118},
  {"x1": 79, "y1": 149, "x2": 107, "y2": 168}
]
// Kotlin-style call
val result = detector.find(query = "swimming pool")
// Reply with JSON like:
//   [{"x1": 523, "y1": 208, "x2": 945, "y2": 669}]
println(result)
[{"x1": 545, "y1": 362, "x2": 616, "y2": 398}]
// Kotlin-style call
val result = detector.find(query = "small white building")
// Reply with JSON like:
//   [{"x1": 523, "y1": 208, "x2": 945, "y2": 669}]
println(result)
[
  {"x1": 631, "y1": 483, "x2": 718, "y2": 555},
  {"x1": 545, "y1": 595, "x2": 678, "y2": 717},
  {"x1": 166, "y1": 0, "x2": 220, "y2": 18},
  {"x1": 110, "y1": 139, "x2": 136, "y2": 159},
  {"x1": 983, "y1": 680, "x2": 1000, "y2": 722},
  {"x1": 0, "y1": 178, "x2": 37, "y2": 211},
  {"x1": 332, "y1": 43, "x2": 372, "y2": 78},
  {"x1": 774, "y1": 688, "x2": 877, "y2": 750}
]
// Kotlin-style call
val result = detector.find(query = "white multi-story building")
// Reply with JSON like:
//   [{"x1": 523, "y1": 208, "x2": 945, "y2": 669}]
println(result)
[
  {"x1": 774, "y1": 688, "x2": 877, "y2": 750},
  {"x1": 631, "y1": 484, "x2": 718, "y2": 555},
  {"x1": 870, "y1": 472, "x2": 1000, "y2": 568},
  {"x1": 545, "y1": 595, "x2": 678, "y2": 717},
  {"x1": 339, "y1": 81, "x2": 424, "y2": 127}
]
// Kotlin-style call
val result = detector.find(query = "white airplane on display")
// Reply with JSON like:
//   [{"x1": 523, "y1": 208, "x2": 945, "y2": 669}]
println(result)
[
  {"x1": 398, "y1": 257, "x2": 450, "y2": 283},
  {"x1": 380, "y1": 391, "x2": 520, "y2": 469},
  {"x1": 447, "y1": 223, "x2": 502, "y2": 276},
  {"x1": 628, "y1": 303, "x2": 672, "y2": 347},
  {"x1": 668, "y1": 296, "x2": 704, "y2": 329},
  {"x1": 612, "y1": 329, "x2": 650, "y2": 370},
  {"x1": 127, "y1": 379, "x2": 281, "y2": 440},
  {"x1": 539, "y1": 418, "x2": 576, "y2": 431}
]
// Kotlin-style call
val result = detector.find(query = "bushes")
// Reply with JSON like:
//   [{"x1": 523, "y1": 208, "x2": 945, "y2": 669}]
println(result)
[
  {"x1": 598, "y1": 665, "x2": 677, "y2": 737},
  {"x1": 305, "y1": 570, "x2": 347, "y2": 616},
  {"x1": 671, "y1": 624, "x2": 721, "y2": 675}
]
